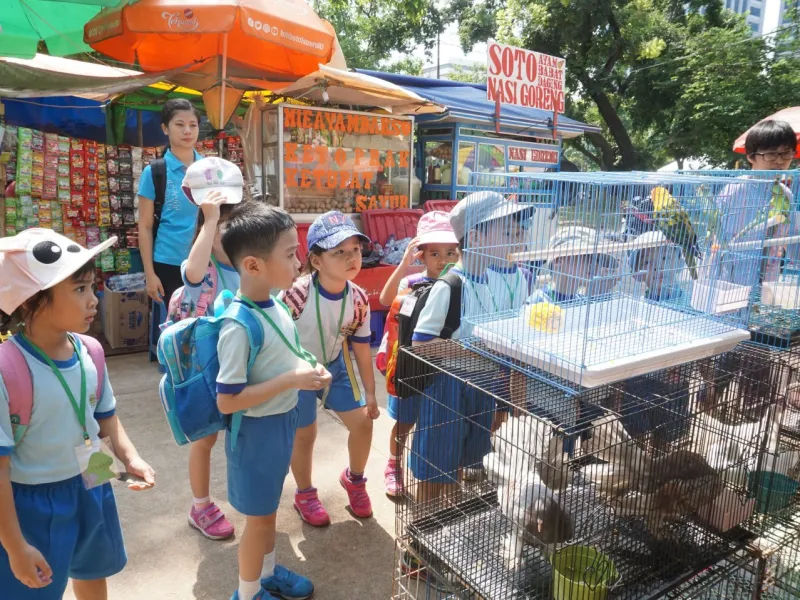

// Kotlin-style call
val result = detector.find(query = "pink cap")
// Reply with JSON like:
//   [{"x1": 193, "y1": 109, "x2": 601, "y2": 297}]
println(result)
[
  {"x1": 0, "y1": 229, "x2": 116, "y2": 314},
  {"x1": 417, "y1": 211, "x2": 458, "y2": 246}
]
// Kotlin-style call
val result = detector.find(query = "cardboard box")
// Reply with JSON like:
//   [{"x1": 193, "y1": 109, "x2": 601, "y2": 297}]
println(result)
[{"x1": 101, "y1": 290, "x2": 149, "y2": 349}]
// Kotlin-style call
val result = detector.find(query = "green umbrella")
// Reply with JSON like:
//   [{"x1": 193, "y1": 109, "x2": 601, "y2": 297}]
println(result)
[{"x1": 2, "y1": 0, "x2": 119, "y2": 60}]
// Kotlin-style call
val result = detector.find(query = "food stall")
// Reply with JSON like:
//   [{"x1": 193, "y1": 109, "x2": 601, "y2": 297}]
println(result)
[
  {"x1": 357, "y1": 70, "x2": 602, "y2": 202},
  {"x1": 256, "y1": 103, "x2": 416, "y2": 219}
]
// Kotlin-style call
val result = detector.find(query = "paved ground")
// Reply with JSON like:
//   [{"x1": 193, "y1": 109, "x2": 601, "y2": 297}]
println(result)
[{"x1": 64, "y1": 352, "x2": 399, "y2": 600}]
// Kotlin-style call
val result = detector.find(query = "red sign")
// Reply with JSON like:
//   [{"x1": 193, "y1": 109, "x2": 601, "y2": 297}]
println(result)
[
  {"x1": 508, "y1": 146, "x2": 560, "y2": 166},
  {"x1": 487, "y1": 40, "x2": 566, "y2": 113}
]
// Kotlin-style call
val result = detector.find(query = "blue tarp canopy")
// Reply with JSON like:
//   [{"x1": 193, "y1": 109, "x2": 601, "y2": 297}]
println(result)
[{"x1": 356, "y1": 70, "x2": 600, "y2": 138}]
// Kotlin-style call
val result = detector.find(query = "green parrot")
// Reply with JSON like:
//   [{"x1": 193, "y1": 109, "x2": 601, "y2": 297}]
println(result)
[
  {"x1": 736, "y1": 177, "x2": 793, "y2": 242},
  {"x1": 651, "y1": 186, "x2": 700, "y2": 279}
]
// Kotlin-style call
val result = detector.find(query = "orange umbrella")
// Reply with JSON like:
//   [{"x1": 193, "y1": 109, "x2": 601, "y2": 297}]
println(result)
[
  {"x1": 84, "y1": 0, "x2": 336, "y2": 127},
  {"x1": 733, "y1": 107, "x2": 800, "y2": 159}
]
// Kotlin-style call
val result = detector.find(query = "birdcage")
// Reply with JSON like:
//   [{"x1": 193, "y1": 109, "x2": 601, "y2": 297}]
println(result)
[
  {"x1": 664, "y1": 550, "x2": 761, "y2": 599},
  {"x1": 459, "y1": 172, "x2": 776, "y2": 390},
  {"x1": 394, "y1": 341, "x2": 784, "y2": 600},
  {"x1": 747, "y1": 511, "x2": 800, "y2": 599}
]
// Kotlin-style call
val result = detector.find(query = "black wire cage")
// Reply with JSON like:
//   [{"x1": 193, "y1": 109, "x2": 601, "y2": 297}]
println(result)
[{"x1": 393, "y1": 341, "x2": 788, "y2": 600}]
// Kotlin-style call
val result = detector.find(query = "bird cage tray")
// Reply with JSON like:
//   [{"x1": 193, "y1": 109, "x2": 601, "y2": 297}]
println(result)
[
  {"x1": 692, "y1": 281, "x2": 752, "y2": 314},
  {"x1": 471, "y1": 297, "x2": 750, "y2": 388}
]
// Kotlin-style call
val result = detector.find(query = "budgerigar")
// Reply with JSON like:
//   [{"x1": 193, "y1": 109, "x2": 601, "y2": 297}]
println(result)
[{"x1": 651, "y1": 186, "x2": 701, "y2": 279}]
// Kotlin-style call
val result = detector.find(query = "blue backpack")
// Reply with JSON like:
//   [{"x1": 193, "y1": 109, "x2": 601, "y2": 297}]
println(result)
[{"x1": 157, "y1": 293, "x2": 262, "y2": 447}]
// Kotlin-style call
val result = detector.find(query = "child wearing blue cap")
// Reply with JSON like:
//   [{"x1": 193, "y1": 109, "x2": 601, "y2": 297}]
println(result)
[{"x1": 280, "y1": 211, "x2": 379, "y2": 527}]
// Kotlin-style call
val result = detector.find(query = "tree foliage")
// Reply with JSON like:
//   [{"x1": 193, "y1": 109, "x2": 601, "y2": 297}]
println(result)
[
  {"x1": 448, "y1": 0, "x2": 800, "y2": 169},
  {"x1": 312, "y1": 0, "x2": 443, "y2": 71}
]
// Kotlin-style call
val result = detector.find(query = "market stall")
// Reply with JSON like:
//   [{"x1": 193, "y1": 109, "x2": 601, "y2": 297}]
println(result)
[{"x1": 357, "y1": 70, "x2": 601, "y2": 202}]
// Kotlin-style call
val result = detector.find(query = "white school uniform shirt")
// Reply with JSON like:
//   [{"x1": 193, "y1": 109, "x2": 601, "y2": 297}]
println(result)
[
  {"x1": 280, "y1": 273, "x2": 371, "y2": 366},
  {"x1": 413, "y1": 265, "x2": 530, "y2": 342},
  {"x1": 0, "y1": 335, "x2": 117, "y2": 485},
  {"x1": 216, "y1": 298, "x2": 307, "y2": 417}
]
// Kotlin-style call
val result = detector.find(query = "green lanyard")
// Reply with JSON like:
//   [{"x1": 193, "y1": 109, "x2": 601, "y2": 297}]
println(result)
[
  {"x1": 239, "y1": 295, "x2": 317, "y2": 367},
  {"x1": 499, "y1": 273, "x2": 518, "y2": 307},
  {"x1": 20, "y1": 333, "x2": 90, "y2": 446},
  {"x1": 211, "y1": 256, "x2": 229, "y2": 291},
  {"x1": 465, "y1": 275, "x2": 499, "y2": 313},
  {"x1": 315, "y1": 278, "x2": 348, "y2": 366}
]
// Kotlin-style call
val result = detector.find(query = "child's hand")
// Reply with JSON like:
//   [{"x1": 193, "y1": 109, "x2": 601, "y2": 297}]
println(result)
[
  {"x1": 294, "y1": 365, "x2": 332, "y2": 391},
  {"x1": 400, "y1": 237, "x2": 423, "y2": 269},
  {"x1": 9, "y1": 543, "x2": 52, "y2": 589},
  {"x1": 123, "y1": 456, "x2": 156, "y2": 491},
  {"x1": 365, "y1": 392, "x2": 380, "y2": 419},
  {"x1": 199, "y1": 190, "x2": 228, "y2": 223}
]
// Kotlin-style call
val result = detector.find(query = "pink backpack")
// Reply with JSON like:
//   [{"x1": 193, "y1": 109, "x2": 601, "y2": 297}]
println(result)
[
  {"x1": 0, "y1": 334, "x2": 106, "y2": 445},
  {"x1": 164, "y1": 261, "x2": 220, "y2": 329}
]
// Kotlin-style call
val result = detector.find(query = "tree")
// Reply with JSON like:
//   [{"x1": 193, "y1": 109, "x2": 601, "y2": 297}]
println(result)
[
  {"x1": 448, "y1": 0, "x2": 800, "y2": 170},
  {"x1": 313, "y1": 0, "x2": 445, "y2": 71},
  {"x1": 382, "y1": 57, "x2": 424, "y2": 76},
  {"x1": 448, "y1": 63, "x2": 487, "y2": 83}
]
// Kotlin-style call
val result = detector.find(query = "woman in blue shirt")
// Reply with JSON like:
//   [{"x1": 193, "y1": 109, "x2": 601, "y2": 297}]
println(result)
[{"x1": 138, "y1": 99, "x2": 203, "y2": 304}]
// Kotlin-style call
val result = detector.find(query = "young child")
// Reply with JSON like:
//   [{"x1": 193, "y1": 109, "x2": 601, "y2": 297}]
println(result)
[
  {"x1": 0, "y1": 229, "x2": 155, "y2": 600},
  {"x1": 411, "y1": 192, "x2": 535, "y2": 501},
  {"x1": 628, "y1": 231, "x2": 688, "y2": 305},
  {"x1": 529, "y1": 226, "x2": 621, "y2": 304},
  {"x1": 378, "y1": 211, "x2": 459, "y2": 497},
  {"x1": 216, "y1": 202, "x2": 330, "y2": 600},
  {"x1": 281, "y1": 211, "x2": 380, "y2": 527},
  {"x1": 177, "y1": 157, "x2": 244, "y2": 541}
]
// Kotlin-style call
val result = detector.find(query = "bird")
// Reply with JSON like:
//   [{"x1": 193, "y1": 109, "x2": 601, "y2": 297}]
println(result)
[
  {"x1": 650, "y1": 186, "x2": 701, "y2": 280},
  {"x1": 734, "y1": 177, "x2": 794, "y2": 243},
  {"x1": 581, "y1": 415, "x2": 722, "y2": 538},
  {"x1": 484, "y1": 415, "x2": 574, "y2": 569},
  {"x1": 695, "y1": 352, "x2": 773, "y2": 426}
]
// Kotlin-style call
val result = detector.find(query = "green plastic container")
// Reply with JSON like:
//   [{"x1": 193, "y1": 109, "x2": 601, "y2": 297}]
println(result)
[
  {"x1": 748, "y1": 471, "x2": 799, "y2": 514},
  {"x1": 551, "y1": 545, "x2": 618, "y2": 600}
]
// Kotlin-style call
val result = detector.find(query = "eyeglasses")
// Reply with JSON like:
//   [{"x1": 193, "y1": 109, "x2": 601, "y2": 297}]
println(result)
[{"x1": 751, "y1": 150, "x2": 795, "y2": 162}]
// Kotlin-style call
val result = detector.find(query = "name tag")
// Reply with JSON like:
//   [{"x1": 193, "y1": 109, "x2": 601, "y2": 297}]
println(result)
[{"x1": 399, "y1": 296, "x2": 417, "y2": 317}]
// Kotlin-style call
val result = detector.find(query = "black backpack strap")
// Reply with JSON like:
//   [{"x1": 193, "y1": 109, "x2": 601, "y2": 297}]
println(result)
[
  {"x1": 150, "y1": 158, "x2": 168, "y2": 239},
  {"x1": 439, "y1": 271, "x2": 463, "y2": 340}
]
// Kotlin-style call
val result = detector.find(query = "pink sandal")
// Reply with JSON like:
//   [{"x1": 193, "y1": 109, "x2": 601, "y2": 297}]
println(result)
[{"x1": 188, "y1": 503, "x2": 235, "y2": 540}]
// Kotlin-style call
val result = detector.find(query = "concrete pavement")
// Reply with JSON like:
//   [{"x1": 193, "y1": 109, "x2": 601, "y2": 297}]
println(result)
[{"x1": 64, "y1": 352, "x2": 399, "y2": 600}]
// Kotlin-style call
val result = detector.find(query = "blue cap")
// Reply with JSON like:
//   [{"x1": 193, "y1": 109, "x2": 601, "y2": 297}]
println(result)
[{"x1": 307, "y1": 211, "x2": 371, "y2": 250}]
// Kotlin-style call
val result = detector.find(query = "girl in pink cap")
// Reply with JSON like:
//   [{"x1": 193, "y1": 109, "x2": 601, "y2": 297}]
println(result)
[{"x1": 378, "y1": 211, "x2": 459, "y2": 496}]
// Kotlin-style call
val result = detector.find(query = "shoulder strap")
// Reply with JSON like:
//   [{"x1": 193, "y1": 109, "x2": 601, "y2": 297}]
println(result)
[
  {"x1": 219, "y1": 303, "x2": 265, "y2": 449},
  {"x1": 282, "y1": 275, "x2": 312, "y2": 321},
  {"x1": 0, "y1": 340, "x2": 33, "y2": 445},
  {"x1": 74, "y1": 334, "x2": 106, "y2": 402},
  {"x1": 196, "y1": 262, "x2": 219, "y2": 318},
  {"x1": 440, "y1": 271, "x2": 463, "y2": 340},
  {"x1": 151, "y1": 158, "x2": 168, "y2": 231},
  {"x1": 350, "y1": 284, "x2": 369, "y2": 332}
]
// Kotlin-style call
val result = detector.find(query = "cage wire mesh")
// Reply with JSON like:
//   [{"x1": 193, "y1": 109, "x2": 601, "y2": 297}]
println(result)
[
  {"x1": 394, "y1": 341, "x2": 785, "y2": 600},
  {"x1": 663, "y1": 550, "x2": 761, "y2": 599},
  {"x1": 459, "y1": 172, "x2": 775, "y2": 391}
]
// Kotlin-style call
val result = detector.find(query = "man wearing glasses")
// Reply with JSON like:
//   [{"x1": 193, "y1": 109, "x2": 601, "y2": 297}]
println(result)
[{"x1": 745, "y1": 119, "x2": 797, "y2": 170}]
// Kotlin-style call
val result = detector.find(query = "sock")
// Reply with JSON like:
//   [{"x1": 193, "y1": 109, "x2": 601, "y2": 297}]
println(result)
[
  {"x1": 260, "y1": 551, "x2": 276, "y2": 580},
  {"x1": 347, "y1": 468, "x2": 364, "y2": 482},
  {"x1": 238, "y1": 577, "x2": 261, "y2": 600},
  {"x1": 389, "y1": 455, "x2": 401, "y2": 464},
  {"x1": 297, "y1": 487, "x2": 315, "y2": 494},
  {"x1": 193, "y1": 496, "x2": 211, "y2": 509}
]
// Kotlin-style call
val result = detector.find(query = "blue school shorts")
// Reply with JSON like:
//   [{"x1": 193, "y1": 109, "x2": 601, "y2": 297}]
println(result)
[
  {"x1": 226, "y1": 407, "x2": 299, "y2": 516},
  {"x1": 409, "y1": 374, "x2": 496, "y2": 484},
  {"x1": 387, "y1": 394, "x2": 419, "y2": 425},
  {"x1": 297, "y1": 350, "x2": 365, "y2": 429},
  {"x1": 0, "y1": 476, "x2": 126, "y2": 599}
]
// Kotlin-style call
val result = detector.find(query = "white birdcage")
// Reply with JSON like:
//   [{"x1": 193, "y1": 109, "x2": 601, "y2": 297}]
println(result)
[{"x1": 457, "y1": 172, "x2": 776, "y2": 390}]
